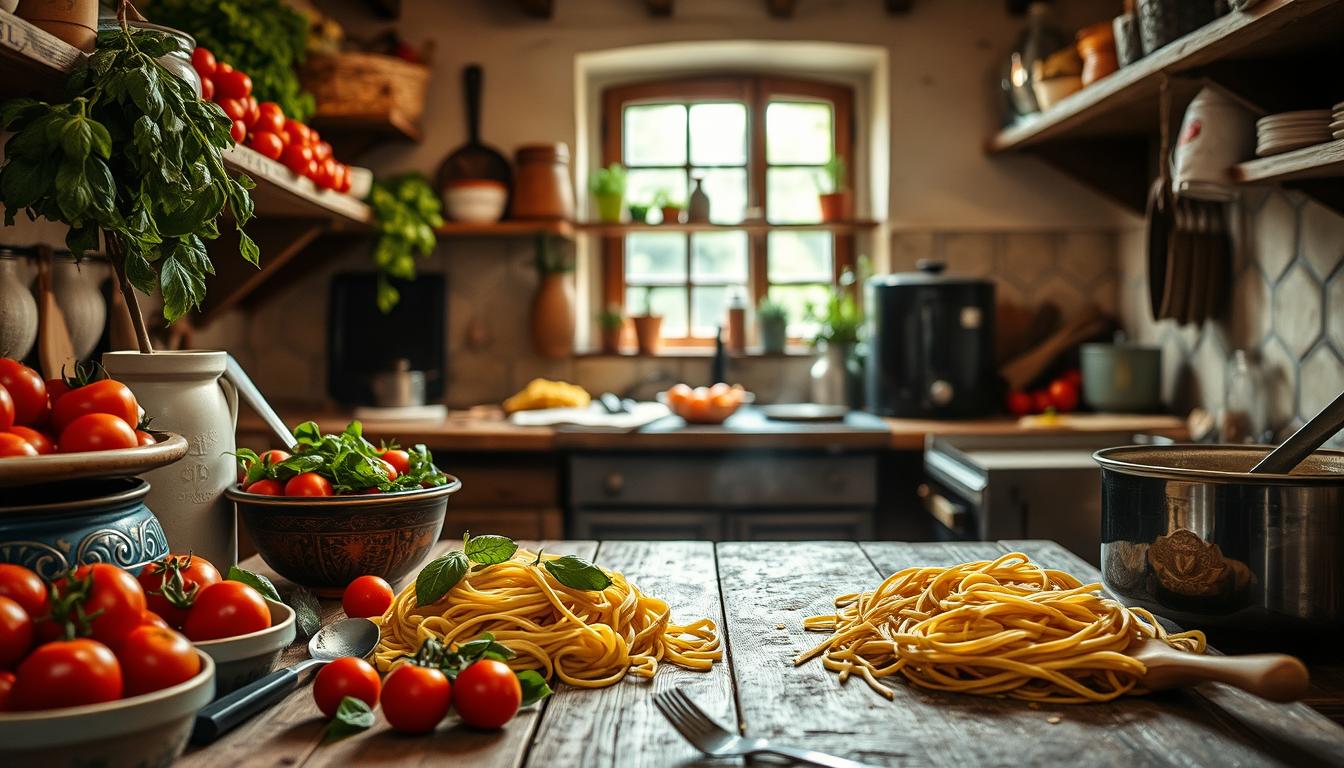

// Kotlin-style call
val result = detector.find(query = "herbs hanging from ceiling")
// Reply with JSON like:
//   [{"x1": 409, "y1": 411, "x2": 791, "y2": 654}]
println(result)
[
  {"x1": 0, "y1": 25, "x2": 257, "y2": 324},
  {"x1": 146, "y1": 0, "x2": 315, "y2": 122},
  {"x1": 367, "y1": 173, "x2": 444, "y2": 313}
]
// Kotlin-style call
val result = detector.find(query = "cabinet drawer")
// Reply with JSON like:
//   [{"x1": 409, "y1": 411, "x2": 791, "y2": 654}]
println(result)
[
  {"x1": 570, "y1": 454, "x2": 876, "y2": 508},
  {"x1": 726, "y1": 510, "x2": 874, "y2": 541},
  {"x1": 571, "y1": 510, "x2": 722, "y2": 541},
  {"x1": 443, "y1": 507, "x2": 563, "y2": 541},
  {"x1": 449, "y1": 465, "x2": 559, "y2": 509}
]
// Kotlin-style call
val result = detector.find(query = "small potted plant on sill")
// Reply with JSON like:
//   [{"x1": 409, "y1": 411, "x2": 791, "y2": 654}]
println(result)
[
  {"x1": 805, "y1": 269, "x2": 864, "y2": 407},
  {"x1": 597, "y1": 303, "x2": 625, "y2": 354},
  {"x1": 590, "y1": 163, "x2": 627, "y2": 223},
  {"x1": 631, "y1": 286, "x2": 663, "y2": 355},
  {"x1": 627, "y1": 201, "x2": 651, "y2": 225},
  {"x1": 654, "y1": 189, "x2": 685, "y2": 225},
  {"x1": 757, "y1": 297, "x2": 789, "y2": 355},
  {"x1": 817, "y1": 156, "x2": 853, "y2": 223}
]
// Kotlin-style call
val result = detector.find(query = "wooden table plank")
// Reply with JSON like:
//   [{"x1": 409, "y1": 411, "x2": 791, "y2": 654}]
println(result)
[{"x1": 523, "y1": 540, "x2": 735, "y2": 768}]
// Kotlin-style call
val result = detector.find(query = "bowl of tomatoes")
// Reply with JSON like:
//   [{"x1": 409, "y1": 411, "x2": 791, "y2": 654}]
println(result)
[
  {"x1": 659, "y1": 383, "x2": 754, "y2": 425},
  {"x1": 228, "y1": 421, "x2": 462, "y2": 596}
]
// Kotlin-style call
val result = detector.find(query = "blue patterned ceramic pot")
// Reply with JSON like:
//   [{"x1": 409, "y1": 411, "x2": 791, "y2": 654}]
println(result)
[{"x1": 0, "y1": 478, "x2": 170, "y2": 580}]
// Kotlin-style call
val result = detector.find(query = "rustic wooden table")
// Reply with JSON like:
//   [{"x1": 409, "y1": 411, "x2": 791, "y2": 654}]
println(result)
[{"x1": 180, "y1": 540, "x2": 1344, "y2": 768}]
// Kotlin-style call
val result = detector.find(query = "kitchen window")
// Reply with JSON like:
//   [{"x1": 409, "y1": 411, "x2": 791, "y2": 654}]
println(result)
[{"x1": 601, "y1": 75, "x2": 855, "y2": 345}]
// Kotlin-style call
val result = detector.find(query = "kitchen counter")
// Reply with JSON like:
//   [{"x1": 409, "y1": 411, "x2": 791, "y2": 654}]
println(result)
[{"x1": 180, "y1": 539, "x2": 1344, "y2": 767}]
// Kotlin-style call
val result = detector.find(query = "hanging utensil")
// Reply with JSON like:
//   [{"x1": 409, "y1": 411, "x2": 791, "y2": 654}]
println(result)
[
  {"x1": 35, "y1": 245, "x2": 76, "y2": 379},
  {"x1": 436, "y1": 65, "x2": 512, "y2": 190},
  {"x1": 1250, "y1": 390, "x2": 1344, "y2": 474},
  {"x1": 1147, "y1": 74, "x2": 1177, "y2": 320},
  {"x1": 222, "y1": 353, "x2": 297, "y2": 450}
]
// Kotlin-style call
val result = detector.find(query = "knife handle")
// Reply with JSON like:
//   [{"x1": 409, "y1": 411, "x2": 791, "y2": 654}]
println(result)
[{"x1": 191, "y1": 667, "x2": 300, "y2": 744}]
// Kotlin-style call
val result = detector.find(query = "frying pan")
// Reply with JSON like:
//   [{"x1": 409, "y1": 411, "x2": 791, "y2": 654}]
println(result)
[{"x1": 437, "y1": 65, "x2": 512, "y2": 190}]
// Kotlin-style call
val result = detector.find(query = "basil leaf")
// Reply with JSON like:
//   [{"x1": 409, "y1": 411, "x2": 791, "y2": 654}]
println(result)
[
  {"x1": 517, "y1": 670, "x2": 554, "y2": 707},
  {"x1": 457, "y1": 632, "x2": 515, "y2": 663},
  {"x1": 323, "y1": 696, "x2": 374, "y2": 742},
  {"x1": 292, "y1": 421, "x2": 322, "y2": 447},
  {"x1": 543, "y1": 555, "x2": 613, "y2": 591},
  {"x1": 416, "y1": 551, "x2": 468, "y2": 606},
  {"x1": 227, "y1": 565, "x2": 281, "y2": 603},
  {"x1": 287, "y1": 586, "x2": 321, "y2": 639},
  {"x1": 464, "y1": 535, "x2": 517, "y2": 566}
]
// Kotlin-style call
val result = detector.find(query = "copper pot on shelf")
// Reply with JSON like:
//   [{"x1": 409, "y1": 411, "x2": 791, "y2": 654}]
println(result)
[{"x1": 511, "y1": 143, "x2": 574, "y2": 220}]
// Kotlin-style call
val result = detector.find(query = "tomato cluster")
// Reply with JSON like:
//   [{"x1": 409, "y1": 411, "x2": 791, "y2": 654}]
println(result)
[
  {"x1": 664, "y1": 382, "x2": 748, "y2": 424},
  {"x1": 0, "y1": 554, "x2": 274, "y2": 712},
  {"x1": 1006, "y1": 369, "x2": 1083, "y2": 417},
  {"x1": 0, "y1": 358, "x2": 153, "y2": 458},
  {"x1": 236, "y1": 421, "x2": 445, "y2": 496},
  {"x1": 190, "y1": 47, "x2": 353, "y2": 193}
]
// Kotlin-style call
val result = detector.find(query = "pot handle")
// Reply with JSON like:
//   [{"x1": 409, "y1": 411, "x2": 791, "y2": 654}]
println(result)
[{"x1": 219, "y1": 370, "x2": 239, "y2": 431}]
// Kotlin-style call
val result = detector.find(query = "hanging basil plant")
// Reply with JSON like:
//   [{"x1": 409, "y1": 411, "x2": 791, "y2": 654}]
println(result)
[{"x1": 367, "y1": 173, "x2": 443, "y2": 313}]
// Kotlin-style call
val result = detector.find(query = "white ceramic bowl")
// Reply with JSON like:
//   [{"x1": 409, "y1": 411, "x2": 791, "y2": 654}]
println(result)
[
  {"x1": 443, "y1": 179, "x2": 508, "y2": 224},
  {"x1": 193, "y1": 599, "x2": 296, "y2": 696},
  {"x1": 0, "y1": 651, "x2": 214, "y2": 768},
  {"x1": 347, "y1": 166, "x2": 374, "y2": 200}
]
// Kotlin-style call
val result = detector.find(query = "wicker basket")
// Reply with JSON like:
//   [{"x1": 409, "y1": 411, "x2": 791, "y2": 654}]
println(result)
[{"x1": 300, "y1": 52, "x2": 429, "y2": 124}]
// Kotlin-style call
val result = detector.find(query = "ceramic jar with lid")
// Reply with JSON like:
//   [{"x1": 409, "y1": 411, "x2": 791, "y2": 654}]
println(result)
[
  {"x1": 511, "y1": 143, "x2": 575, "y2": 220},
  {"x1": 0, "y1": 246, "x2": 38, "y2": 360}
]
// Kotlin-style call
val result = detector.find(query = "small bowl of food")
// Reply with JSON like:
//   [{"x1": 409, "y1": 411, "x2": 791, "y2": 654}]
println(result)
[
  {"x1": 193, "y1": 599, "x2": 296, "y2": 696},
  {"x1": 443, "y1": 179, "x2": 508, "y2": 224},
  {"x1": 658, "y1": 383, "x2": 753, "y2": 425}
]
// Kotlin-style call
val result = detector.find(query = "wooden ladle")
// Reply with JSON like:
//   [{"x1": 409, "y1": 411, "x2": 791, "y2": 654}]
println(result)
[{"x1": 1130, "y1": 638, "x2": 1310, "y2": 702}]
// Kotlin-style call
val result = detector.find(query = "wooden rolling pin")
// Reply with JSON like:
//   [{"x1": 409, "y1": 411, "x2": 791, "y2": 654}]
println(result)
[
  {"x1": 35, "y1": 245, "x2": 76, "y2": 380},
  {"x1": 999, "y1": 306, "x2": 1112, "y2": 392},
  {"x1": 1131, "y1": 638, "x2": 1310, "y2": 702}
]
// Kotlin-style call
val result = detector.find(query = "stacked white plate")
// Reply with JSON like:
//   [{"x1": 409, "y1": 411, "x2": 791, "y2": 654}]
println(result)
[
  {"x1": 1256, "y1": 110, "x2": 1332, "y2": 156},
  {"x1": 1332, "y1": 101, "x2": 1344, "y2": 141}
]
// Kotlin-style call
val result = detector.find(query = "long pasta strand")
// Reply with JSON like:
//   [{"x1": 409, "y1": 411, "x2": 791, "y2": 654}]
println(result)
[
  {"x1": 796, "y1": 553, "x2": 1205, "y2": 704},
  {"x1": 375, "y1": 549, "x2": 721, "y2": 687}
]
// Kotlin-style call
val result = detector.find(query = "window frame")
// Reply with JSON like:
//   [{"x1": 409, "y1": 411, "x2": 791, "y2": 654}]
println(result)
[{"x1": 601, "y1": 74, "x2": 855, "y2": 347}]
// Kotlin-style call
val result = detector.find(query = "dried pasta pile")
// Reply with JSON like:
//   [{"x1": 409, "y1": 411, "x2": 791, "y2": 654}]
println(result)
[{"x1": 796, "y1": 553, "x2": 1205, "y2": 703}]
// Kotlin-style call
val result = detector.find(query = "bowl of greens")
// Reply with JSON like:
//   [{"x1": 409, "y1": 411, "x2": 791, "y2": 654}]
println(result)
[{"x1": 227, "y1": 421, "x2": 461, "y2": 596}]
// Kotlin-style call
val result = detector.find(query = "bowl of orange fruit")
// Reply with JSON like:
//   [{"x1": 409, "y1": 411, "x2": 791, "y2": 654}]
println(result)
[{"x1": 659, "y1": 383, "x2": 753, "y2": 425}]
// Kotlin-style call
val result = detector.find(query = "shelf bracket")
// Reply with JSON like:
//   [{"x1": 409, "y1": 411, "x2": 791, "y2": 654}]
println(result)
[{"x1": 196, "y1": 219, "x2": 329, "y2": 325}]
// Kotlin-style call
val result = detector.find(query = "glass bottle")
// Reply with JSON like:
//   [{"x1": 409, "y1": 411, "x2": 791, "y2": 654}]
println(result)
[
  {"x1": 1223, "y1": 350, "x2": 1267, "y2": 443},
  {"x1": 1005, "y1": 1, "x2": 1068, "y2": 118}
]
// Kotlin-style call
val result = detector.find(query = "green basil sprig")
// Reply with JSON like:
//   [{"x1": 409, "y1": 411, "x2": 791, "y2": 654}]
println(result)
[
  {"x1": 543, "y1": 554, "x2": 613, "y2": 591},
  {"x1": 415, "y1": 534, "x2": 613, "y2": 606},
  {"x1": 323, "y1": 696, "x2": 374, "y2": 742},
  {"x1": 227, "y1": 565, "x2": 281, "y2": 602}
]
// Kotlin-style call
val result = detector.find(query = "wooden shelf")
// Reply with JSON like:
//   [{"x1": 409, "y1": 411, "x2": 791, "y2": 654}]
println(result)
[
  {"x1": 307, "y1": 110, "x2": 422, "y2": 158},
  {"x1": 222, "y1": 146, "x2": 373, "y2": 226},
  {"x1": 575, "y1": 220, "x2": 882, "y2": 236},
  {"x1": 0, "y1": 10, "x2": 82, "y2": 101},
  {"x1": 436, "y1": 220, "x2": 574, "y2": 239},
  {"x1": 1233, "y1": 138, "x2": 1344, "y2": 214}
]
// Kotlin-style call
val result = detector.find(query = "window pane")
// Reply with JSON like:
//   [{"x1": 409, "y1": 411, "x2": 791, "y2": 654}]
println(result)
[
  {"x1": 768, "y1": 231, "x2": 832, "y2": 282},
  {"x1": 627, "y1": 285, "x2": 688, "y2": 337},
  {"x1": 766, "y1": 101, "x2": 832, "y2": 164},
  {"x1": 624, "y1": 104, "x2": 686, "y2": 166},
  {"x1": 767, "y1": 167, "x2": 824, "y2": 223},
  {"x1": 694, "y1": 168, "x2": 747, "y2": 224},
  {"x1": 691, "y1": 286, "x2": 744, "y2": 338},
  {"x1": 626, "y1": 169, "x2": 687, "y2": 210},
  {"x1": 689, "y1": 103, "x2": 747, "y2": 165},
  {"x1": 692, "y1": 231, "x2": 748, "y2": 282},
  {"x1": 625, "y1": 233, "x2": 686, "y2": 283},
  {"x1": 768, "y1": 284, "x2": 832, "y2": 338}
]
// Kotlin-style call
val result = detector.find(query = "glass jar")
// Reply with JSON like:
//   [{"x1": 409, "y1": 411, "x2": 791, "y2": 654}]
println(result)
[
  {"x1": 1223, "y1": 349, "x2": 1267, "y2": 443},
  {"x1": 511, "y1": 143, "x2": 574, "y2": 220}
]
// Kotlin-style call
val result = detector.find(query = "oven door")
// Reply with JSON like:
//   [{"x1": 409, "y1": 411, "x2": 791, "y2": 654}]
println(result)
[{"x1": 917, "y1": 479, "x2": 978, "y2": 541}]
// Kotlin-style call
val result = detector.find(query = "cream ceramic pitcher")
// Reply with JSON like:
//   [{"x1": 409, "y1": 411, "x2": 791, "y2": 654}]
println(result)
[{"x1": 102, "y1": 350, "x2": 239, "y2": 567}]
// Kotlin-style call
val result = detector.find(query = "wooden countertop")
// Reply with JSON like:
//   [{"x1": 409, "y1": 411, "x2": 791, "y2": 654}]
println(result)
[
  {"x1": 180, "y1": 539, "x2": 1344, "y2": 767},
  {"x1": 237, "y1": 408, "x2": 1187, "y2": 453}
]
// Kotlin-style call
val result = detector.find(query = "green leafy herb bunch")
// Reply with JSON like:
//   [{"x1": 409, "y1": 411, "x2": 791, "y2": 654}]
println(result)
[{"x1": 367, "y1": 173, "x2": 444, "y2": 313}]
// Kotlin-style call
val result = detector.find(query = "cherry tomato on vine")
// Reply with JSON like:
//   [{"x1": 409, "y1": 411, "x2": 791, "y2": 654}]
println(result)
[
  {"x1": 249, "y1": 131, "x2": 284, "y2": 161},
  {"x1": 214, "y1": 67, "x2": 252, "y2": 100},
  {"x1": 453, "y1": 659, "x2": 522, "y2": 730},
  {"x1": 381, "y1": 664, "x2": 452, "y2": 734},
  {"x1": 283, "y1": 118, "x2": 311, "y2": 147},
  {"x1": 285, "y1": 472, "x2": 332, "y2": 497},
  {"x1": 137, "y1": 554, "x2": 222, "y2": 629},
  {"x1": 0, "y1": 432, "x2": 37, "y2": 457},
  {"x1": 136, "y1": 429, "x2": 156, "y2": 446},
  {"x1": 1006, "y1": 391, "x2": 1032, "y2": 418},
  {"x1": 199, "y1": 76, "x2": 215, "y2": 101},
  {"x1": 0, "y1": 595, "x2": 33, "y2": 669},
  {"x1": 59, "y1": 413, "x2": 138, "y2": 453},
  {"x1": 191, "y1": 47, "x2": 216, "y2": 78},
  {"x1": 50, "y1": 378, "x2": 139, "y2": 432},
  {"x1": 245, "y1": 478, "x2": 283, "y2": 495},
  {"x1": 255, "y1": 102, "x2": 285, "y2": 135},
  {"x1": 312, "y1": 656, "x2": 381, "y2": 718},
  {"x1": 230, "y1": 119, "x2": 247, "y2": 144},
  {"x1": 242, "y1": 96, "x2": 260, "y2": 129},
  {"x1": 140, "y1": 610, "x2": 171, "y2": 630},
  {"x1": 12, "y1": 639, "x2": 122, "y2": 710},
  {"x1": 183, "y1": 581, "x2": 271, "y2": 641},
  {"x1": 342, "y1": 575, "x2": 393, "y2": 619},
  {"x1": 0, "y1": 564, "x2": 48, "y2": 619},
  {"x1": 1048, "y1": 378, "x2": 1080, "y2": 413},
  {"x1": 378, "y1": 449, "x2": 411, "y2": 476},
  {"x1": 218, "y1": 97, "x2": 247, "y2": 123},
  {"x1": 56, "y1": 563, "x2": 148, "y2": 648},
  {"x1": 117, "y1": 625, "x2": 200, "y2": 696},
  {"x1": 281, "y1": 142, "x2": 313, "y2": 176},
  {"x1": 0, "y1": 360, "x2": 47, "y2": 426}
]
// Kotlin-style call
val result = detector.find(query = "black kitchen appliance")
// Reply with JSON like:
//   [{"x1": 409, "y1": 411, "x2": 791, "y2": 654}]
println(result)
[
  {"x1": 328, "y1": 272, "x2": 446, "y2": 405},
  {"x1": 866, "y1": 260, "x2": 995, "y2": 418}
]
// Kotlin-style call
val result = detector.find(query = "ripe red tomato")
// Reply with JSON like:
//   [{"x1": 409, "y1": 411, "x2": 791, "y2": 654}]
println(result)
[
  {"x1": 452, "y1": 659, "x2": 521, "y2": 730},
  {"x1": 200, "y1": 75, "x2": 215, "y2": 101},
  {"x1": 57, "y1": 563, "x2": 148, "y2": 648},
  {"x1": 258, "y1": 449, "x2": 291, "y2": 466},
  {"x1": 245, "y1": 478, "x2": 283, "y2": 495},
  {"x1": 381, "y1": 664, "x2": 451, "y2": 734},
  {"x1": 1031, "y1": 390, "x2": 1053, "y2": 415},
  {"x1": 379, "y1": 449, "x2": 411, "y2": 476},
  {"x1": 249, "y1": 130, "x2": 284, "y2": 161},
  {"x1": 342, "y1": 575, "x2": 393, "y2": 618},
  {"x1": 0, "y1": 595, "x2": 33, "y2": 669},
  {"x1": 136, "y1": 429, "x2": 156, "y2": 446},
  {"x1": 51, "y1": 378, "x2": 139, "y2": 432},
  {"x1": 8, "y1": 425, "x2": 55, "y2": 454},
  {"x1": 314, "y1": 157, "x2": 337, "y2": 190},
  {"x1": 0, "y1": 432, "x2": 37, "y2": 457},
  {"x1": 12, "y1": 639, "x2": 122, "y2": 710},
  {"x1": 281, "y1": 142, "x2": 313, "y2": 176},
  {"x1": 59, "y1": 413, "x2": 138, "y2": 453},
  {"x1": 282, "y1": 118, "x2": 311, "y2": 147},
  {"x1": 218, "y1": 97, "x2": 247, "y2": 123},
  {"x1": 240, "y1": 95, "x2": 260, "y2": 129},
  {"x1": 0, "y1": 564, "x2": 48, "y2": 619},
  {"x1": 0, "y1": 670, "x2": 13, "y2": 711},
  {"x1": 0, "y1": 385, "x2": 12, "y2": 432},
  {"x1": 1048, "y1": 379, "x2": 1080, "y2": 413},
  {"x1": 255, "y1": 102, "x2": 285, "y2": 135},
  {"x1": 312, "y1": 656, "x2": 381, "y2": 718},
  {"x1": 336, "y1": 164, "x2": 352, "y2": 194},
  {"x1": 214, "y1": 68, "x2": 252, "y2": 100},
  {"x1": 0, "y1": 360, "x2": 47, "y2": 426},
  {"x1": 1005, "y1": 391, "x2": 1032, "y2": 418},
  {"x1": 183, "y1": 581, "x2": 271, "y2": 641},
  {"x1": 137, "y1": 554, "x2": 222, "y2": 629},
  {"x1": 45, "y1": 377, "x2": 69, "y2": 407},
  {"x1": 141, "y1": 610, "x2": 171, "y2": 630},
  {"x1": 312, "y1": 140, "x2": 333, "y2": 162},
  {"x1": 285, "y1": 472, "x2": 333, "y2": 497},
  {"x1": 1062, "y1": 369, "x2": 1083, "y2": 388},
  {"x1": 117, "y1": 625, "x2": 200, "y2": 696},
  {"x1": 304, "y1": 158, "x2": 319, "y2": 180},
  {"x1": 191, "y1": 47, "x2": 216, "y2": 77},
  {"x1": 217, "y1": 61, "x2": 234, "y2": 75},
  {"x1": 230, "y1": 119, "x2": 247, "y2": 144}
]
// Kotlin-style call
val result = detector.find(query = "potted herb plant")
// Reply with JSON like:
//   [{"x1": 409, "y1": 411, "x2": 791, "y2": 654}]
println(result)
[
  {"x1": 817, "y1": 156, "x2": 853, "y2": 223},
  {"x1": 590, "y1": 163, "x2": 627, "y2": 223},
  {"x1": 367, "y1": 172, "x2": 444, "y2": 313},
  {"x1": 757, "y1": 297, "x2": 789, "y2": 355},
  {"x1": 597, "y1": 303, "x2": 625, "y2": 354},
  {"x1": 653, "y1": 189, "x2": 684, "y2": 225},
  {"x1": 805, "y1": 270, "x2": 864, "y2": 407},
  {"x1": 631, "y1": 286, "x2": 663, "y2": 355},
  {"x1": 627, "y1": 201, "x2": 651, "y2": 225},
  {"x1": 531, "y1": 235, "x2": 575, "y2": 358}
]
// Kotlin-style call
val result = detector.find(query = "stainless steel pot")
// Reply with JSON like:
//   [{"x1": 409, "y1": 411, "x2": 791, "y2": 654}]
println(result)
[{"x1": 1094, "y1": 444, "x2": 1344, "y2": 645}]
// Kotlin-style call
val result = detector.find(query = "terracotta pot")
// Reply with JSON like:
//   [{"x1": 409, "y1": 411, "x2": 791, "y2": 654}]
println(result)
[
  {"x1": 818, "y1": 191, "x2": 853, "y2": 222},
  {"x1": 16, "y1": 0, "x2": 98, "y2": 51},
  {"x1": 531, "y1": 272, "x2": 575, "y2": 358},
  {"x1": 599, "y1": 324, "x2": 623, "y2": 355},
  {"x1": 632, "y1": 315, "x2": 663, "y2": 355},
  {"x1": 660, "y1": 206, "x2": 683, "y2": 225},
  {"x1": 512, "y1": 143, "x2": 574, "y2": 220}
]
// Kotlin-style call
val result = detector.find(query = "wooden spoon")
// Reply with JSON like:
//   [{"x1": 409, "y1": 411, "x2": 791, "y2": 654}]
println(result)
[
  {"x1": 35, "y1": 246, "x2": 76, "y2": 379},
  {"x1": 1130, "y1": 637, "x2": 1310, "y2": 702}
]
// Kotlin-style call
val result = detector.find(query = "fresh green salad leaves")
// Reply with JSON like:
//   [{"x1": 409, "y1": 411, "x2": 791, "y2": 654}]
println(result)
[
  {"x1": 367, "y1": 173, "x2": 444, "y2": 313},
  {"x1": 234, "y1": 420, "x2": 449, "y2": 494},
  {"x1": 415, "y1": 533, "x2": 612, "y2": 607}
]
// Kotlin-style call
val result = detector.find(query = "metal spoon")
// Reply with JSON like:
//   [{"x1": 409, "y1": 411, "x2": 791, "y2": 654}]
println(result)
[
  {"x1": 190, "y1": 617, "x2": 380, "y2": 744},
  {"x1": 1251, "y1": 390, "x2": 1344, "y2": 474}
]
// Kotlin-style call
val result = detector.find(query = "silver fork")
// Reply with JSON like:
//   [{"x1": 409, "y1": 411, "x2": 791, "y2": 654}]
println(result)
[{"x1": 654, "y1": 688, "x2": 878, "y2": 768}]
